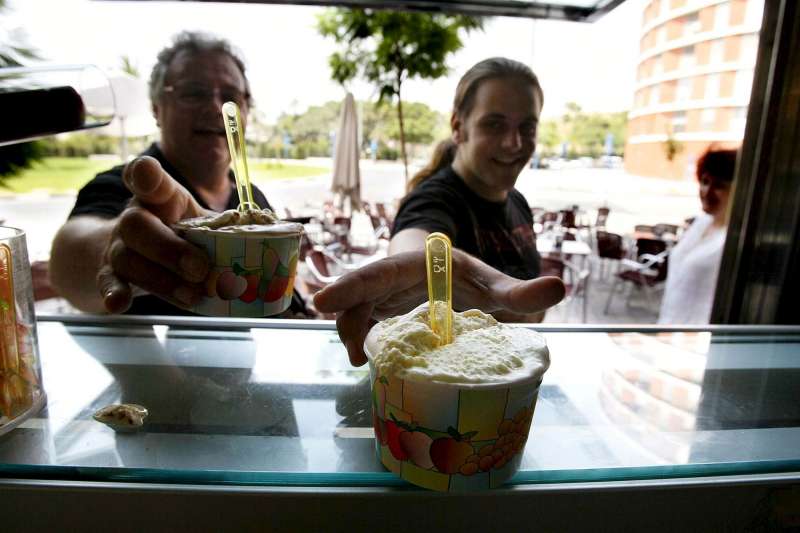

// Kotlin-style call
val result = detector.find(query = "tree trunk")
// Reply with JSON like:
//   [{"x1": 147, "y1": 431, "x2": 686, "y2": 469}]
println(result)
[{"x1": 396, "y1": 78, "x2": 409, "y2": 184}]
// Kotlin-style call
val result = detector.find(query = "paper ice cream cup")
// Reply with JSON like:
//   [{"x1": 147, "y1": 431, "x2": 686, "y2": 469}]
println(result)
[
  {"x1": 364, "y1": 319, "x2": 545, "y2": 492},
  {"x1": 176, "y1": 220, "x2": 302, "y2": 317}
]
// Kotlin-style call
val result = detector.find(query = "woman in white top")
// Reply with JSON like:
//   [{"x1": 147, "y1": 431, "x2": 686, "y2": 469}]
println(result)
[{"x1": 658, "y1": 147, "x2": 737, "y2": 324}]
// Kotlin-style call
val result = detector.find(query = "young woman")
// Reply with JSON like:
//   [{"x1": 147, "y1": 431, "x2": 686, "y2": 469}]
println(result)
[
  {"x1": 390, "y1": 58, "x2": 543, "y2": 283},
  {"x1": 658, "y1": 146, "x2": 737, "y2": 324}
]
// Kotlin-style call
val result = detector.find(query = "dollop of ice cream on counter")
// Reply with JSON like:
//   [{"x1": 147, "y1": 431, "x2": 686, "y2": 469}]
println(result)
[
  {"x1": 368, "y1": 305, "x2": 549, "y2": 385},
  {"x1": 173, "y1": 208, "x2": 302, "y2": 235},
  {"x1": 93, "y1": 403, "x2": 149, "y2": 431}
]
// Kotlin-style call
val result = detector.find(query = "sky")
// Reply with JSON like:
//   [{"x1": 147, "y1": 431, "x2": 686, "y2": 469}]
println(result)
[{"x1": 4, "y1": 0, "x2": 645, "y2": 123}]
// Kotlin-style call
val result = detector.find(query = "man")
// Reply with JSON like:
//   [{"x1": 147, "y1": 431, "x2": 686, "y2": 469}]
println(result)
[{"x1": 50, "y1": 31, "x2": 307, "y2": 316}]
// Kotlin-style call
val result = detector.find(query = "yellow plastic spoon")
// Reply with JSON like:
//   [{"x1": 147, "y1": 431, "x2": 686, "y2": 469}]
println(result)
[
  {"x1": 221, "y1": 101, "x2": 260, "y2": 212},
  {"x1": 425, "y1": 232, "x2": 453, "y2": 346}
]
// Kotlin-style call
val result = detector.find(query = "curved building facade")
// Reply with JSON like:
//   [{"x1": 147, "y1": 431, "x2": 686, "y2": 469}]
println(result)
[{"x1": 625, "y1": 0, "x2": 763, "y2": 180}]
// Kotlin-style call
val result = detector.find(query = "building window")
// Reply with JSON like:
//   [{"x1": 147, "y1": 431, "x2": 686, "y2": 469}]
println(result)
[
  {"x1": 715, "y1": 1, "x2": 730, "y2": 29},
  {"x1": 735, "y1": 69, "x2": 754, "y2": 100},
  {"x1": 731, "y1": 106, "x2": 747, "y2": 135},
  {"x1": 660, "y1": 0, "x2": 669, "y2": 18},
  {"x1": 657, "y1": 25, "x2": 667, "y2": 45},
  {"x1": 650, "y1": 84, "x2": 661, "y2": 106},
  {"x1": 652, "y1": 54, "x2": 663, "y2": 75},
  {"x1": 745, "y1": 0, "x2": 764, "y2": 26},
  {"x1": 685, "y1": 12, "x2": 701, "y2": 35},
  {"x1": 672, "y1": 111, "x2": 687, "y2": 133},
  {"x1": 701, "y1": 108, "x2": 716, "y2": 130},
  {"x1": 741, "y1": 33, "x2": 759, "y2": 65},
  {"x1": 706, "y1": 73, "x2": 721, "y2": 98},
  {"x1": 677, "y1": 77, "x2": 692, "y2": 101},
  {"x1": 709, "y1": 38, "x2": 726, "y2": 65},
  {"x1": 680, "y1": 46, "x2": 696, "y2": 69}
]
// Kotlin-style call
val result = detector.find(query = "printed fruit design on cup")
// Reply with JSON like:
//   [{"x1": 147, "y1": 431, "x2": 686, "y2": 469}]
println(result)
[
  {"x1": 430, "y1": 427, "x2": 478, "y2": 475},
  {"x1": 372, "y1": 375, "x2": 535, "y2": 478},
  {"x1": 466, "y1": 406, "x2": 535, "y2": 473},
  {"x1": 205, "y1": 241, "x2": 298, "y2": 303}
]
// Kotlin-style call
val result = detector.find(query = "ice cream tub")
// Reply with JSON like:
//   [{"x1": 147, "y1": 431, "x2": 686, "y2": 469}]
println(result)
[
  {"x1": 173, "y1": 209, "x2": 303, "y2": 317},
  {"x1": 1, "y1": 226, "x2": 46, "y2": 436},
  {"x1": 364, "y1": 304, "x2": 549, "y2": 491}
]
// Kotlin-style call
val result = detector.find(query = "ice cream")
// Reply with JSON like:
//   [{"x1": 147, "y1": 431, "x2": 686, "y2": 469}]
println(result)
[
  {"x1": 364, "y1": 304, "x2": 550, "y2": 491},
  {"x1": 93, "y1": 403, "x2": 148, "y2": 432},
  {"x1": 173, "y1": 208, "x2": 303, "y2": 317},
  {"x1": 367, "y1": 305, "x2": 549, "y2": 385},
  {"x1": 173, "y1": 208, "x2": 301, "y2": 235}
]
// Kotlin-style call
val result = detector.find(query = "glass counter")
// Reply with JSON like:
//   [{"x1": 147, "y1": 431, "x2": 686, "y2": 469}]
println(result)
[{"x1": 2, "y1": 316, "x2": 798, "y2": 489}]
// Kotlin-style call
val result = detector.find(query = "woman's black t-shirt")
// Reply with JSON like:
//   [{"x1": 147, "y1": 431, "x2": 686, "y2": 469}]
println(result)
[{"x1": 392, "y1": 166, "x2": 541, "y2": 280}]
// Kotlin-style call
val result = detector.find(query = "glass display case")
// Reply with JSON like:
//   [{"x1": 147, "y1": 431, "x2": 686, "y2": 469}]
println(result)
[{"x1": 1, "y1": 315, "x2": 797, "y2": 529}]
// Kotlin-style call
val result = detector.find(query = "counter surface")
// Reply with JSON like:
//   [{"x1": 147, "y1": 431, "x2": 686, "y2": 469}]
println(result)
[{"x1": 2, "y1": 316, "x2": 799, "y2": 489}]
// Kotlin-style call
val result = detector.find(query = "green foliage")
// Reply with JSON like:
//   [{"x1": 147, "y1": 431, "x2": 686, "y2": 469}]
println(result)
[
  {"x1": 317, "y1": 8, "x2": 482, "y2": 175},
  {"x1": 664, "y1": 132, "x2": 684, "y2": 161},
  {"x1": 120, "y1": 55, "x2": 140, "y2": 78},
  {"x1": 370, "y1": 101, "x2": 441, "y2": 145},
  {"x1": 2, "y1": 157, "x2": 328, "y2": 194},
  {"x1": 38, "y1": 134, "x2": 118, "y2": 158},
  {"x1": 538, "y1": 102, "x2": 628, "y2": 158},
  {"x1": 0, "y1": 157, "x2": 113, "y2": 193},
  {"x1": 318, "y1": 9, "x2": 482, "y2": 102},
  {"x1": 248, "y1": 162, "x2": 328, "y2": 182},
  {"x1": 0, "y1": 142, "x2": 45, "y2": 185},
  {"x1": 268, "y1": 99, "x2": 445, "y2": 160}
]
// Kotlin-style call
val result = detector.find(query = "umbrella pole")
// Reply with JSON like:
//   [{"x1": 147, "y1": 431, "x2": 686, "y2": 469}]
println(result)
[{"x1": 119, "y1": 116, "x2": 128, "y2": 162}]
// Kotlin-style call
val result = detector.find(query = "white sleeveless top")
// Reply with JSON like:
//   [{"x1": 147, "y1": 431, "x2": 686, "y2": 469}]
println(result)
[{"x1": 658, "y1": 214, "x2": 726, "y2": 325}]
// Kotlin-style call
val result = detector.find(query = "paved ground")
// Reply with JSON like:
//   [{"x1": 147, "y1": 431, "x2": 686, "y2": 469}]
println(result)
[{"x1": 3, "y1": 160, "x2": 697, "y2": 323}]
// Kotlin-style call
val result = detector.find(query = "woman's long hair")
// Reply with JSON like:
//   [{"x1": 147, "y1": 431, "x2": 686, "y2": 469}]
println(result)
[{"x1": 407, "y1": 57, "x2": 543, "y2": 193}]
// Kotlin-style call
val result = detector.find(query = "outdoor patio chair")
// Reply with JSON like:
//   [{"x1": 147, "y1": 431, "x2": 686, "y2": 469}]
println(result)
[
  {"x1": 595, "y1": 230, "x2": 627, "y2": 279},
  {"x1": 603, "y1": 248, "x2": 669, "y2": 315},
  {"x1": 635, "y1": 237, "x2": 668, "y2": 258},
  {"x1": 634, "y1": 224, "x2": 655, "y2": 233},
  {"x1": 303, "y1": 247, "x2": 361, "y2": 292},
  {"x1": 540, "y1": 256, "x2": 591, "y2": 323},
  {"x1": 595, "y1": 207, "x2": 610, "y2": 228},
  {"x1": 559, "y1": 209, "x2": 577, "y2": 229},
  {"x1": 374, "y1": 202, "x2": 394, "y2": 231},
  {"x1": 369, "y1": 215, "x2": 391, "y2": 240},
  {"x1": 653, "y1": 223, "x2": 680, "y2": 238}
]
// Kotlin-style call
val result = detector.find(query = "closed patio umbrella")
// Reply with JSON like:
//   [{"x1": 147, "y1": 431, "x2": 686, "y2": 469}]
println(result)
[{"x1": 331, "y1": 92, "x2": 361, "y2": 214}]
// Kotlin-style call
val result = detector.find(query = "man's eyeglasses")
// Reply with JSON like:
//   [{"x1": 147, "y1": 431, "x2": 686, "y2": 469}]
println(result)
[{"x1": 163, "y1": 83, "x2": 250, "y2": 108}]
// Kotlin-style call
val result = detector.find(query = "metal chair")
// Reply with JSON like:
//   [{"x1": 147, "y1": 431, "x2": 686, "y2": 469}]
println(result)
[
  {"x1": 595, "y1": 230, "x2": 626, "y2": 279},
  {"x1": 595, "y1": 207, "x2": 610, "y2": 229},
  {"x1": 540, "y1": 256, "x2": 591, "y2": 323},
  {"x1": 604, "y1": 248, "x2": 669, "y2": 314}
]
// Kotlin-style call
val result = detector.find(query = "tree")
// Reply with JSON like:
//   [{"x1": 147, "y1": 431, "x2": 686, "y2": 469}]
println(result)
[
  {"x1": 663, "y1": 131, "x2": 683, "y2": 161},
  {"x1": 549, "y1": 102, "x2": 628, "y2": 158},
  {"x1": 120, "y1": 55, "x2": 140, "y2": 78},
  {"x1": 317, "y1": 8, "x2": 482, "y2": 182}
]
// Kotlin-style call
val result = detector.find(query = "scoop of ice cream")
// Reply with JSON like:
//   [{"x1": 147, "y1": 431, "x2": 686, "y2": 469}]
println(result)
[
  {"x1": 173, "y1": 208, "x2": 302, "y2": 235},
  {"x1": 367, "y1": 305, "x2": 549, "y2": 385}
]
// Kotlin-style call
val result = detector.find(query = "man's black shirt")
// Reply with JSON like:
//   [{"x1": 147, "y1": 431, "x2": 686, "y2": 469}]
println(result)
[{"x1": 69, "y1": 143, "x2": 308, "y2": 316}]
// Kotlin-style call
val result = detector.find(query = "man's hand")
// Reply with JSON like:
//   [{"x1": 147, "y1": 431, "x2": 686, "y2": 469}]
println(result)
[
  {"x1": 313, "y1": 249, "x2": 565, "y2": 366},
  {"x1": 98, "y1": 156, "x2": 212, "y2": 313}
]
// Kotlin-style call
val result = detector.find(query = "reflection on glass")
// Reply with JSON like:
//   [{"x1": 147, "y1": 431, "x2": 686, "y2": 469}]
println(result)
[
  {"x1": 599, "y1": 332, "x2": 708, "y2": 463},
  {"x1": 0, "y1": 65, "x2": 114, "y2": 146}
]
